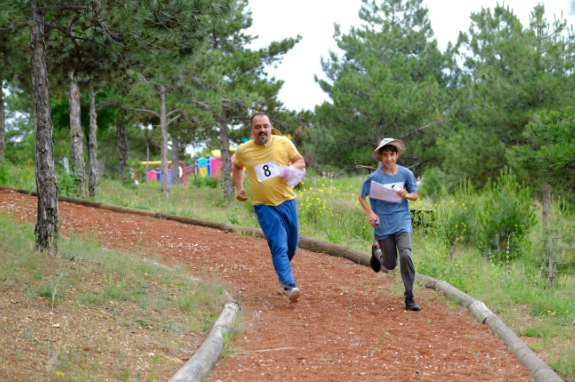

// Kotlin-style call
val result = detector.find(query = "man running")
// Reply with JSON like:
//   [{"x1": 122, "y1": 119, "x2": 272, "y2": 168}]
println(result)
[{"x1": 233, "y1": 112, "x2": 305, "y2": 303}]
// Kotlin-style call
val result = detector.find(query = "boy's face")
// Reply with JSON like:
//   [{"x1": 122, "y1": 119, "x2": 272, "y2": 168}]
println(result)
[{"x1": 379, "y1": 148, "x2": 398, "y2": 166}]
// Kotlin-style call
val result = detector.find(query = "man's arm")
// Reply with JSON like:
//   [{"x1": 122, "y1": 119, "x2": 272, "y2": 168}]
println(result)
[
  {"x1": 232, "y1": 164, "x2": 248, "y2": 201},
  {"x1": 290, "y1": 154, "x2": 305, "y2": 170}
]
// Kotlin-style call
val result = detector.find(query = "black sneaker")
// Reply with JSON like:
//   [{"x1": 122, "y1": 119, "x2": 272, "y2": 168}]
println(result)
[
  {"x1": 406, "y1": 298, "x2": 421, "y2": 311},
  {"x1": 370, "y1": 243, "x2": 382, "y2": 273}
]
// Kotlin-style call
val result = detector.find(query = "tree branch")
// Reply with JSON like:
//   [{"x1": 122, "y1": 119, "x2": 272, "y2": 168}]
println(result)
[
  {"x1": 166, "y1": 114, "x2": 182, "y2": 127},
  {"x1": 45, "y1": 23, "x2": 81, "y2": 51},
  {"x1": 40, "y1": 6, "x2": 87, "y2": 11},
  {"x1": 122, "y1": 107, "x2": 160, "y2": 119},
  {"x1": 166, "y1": 109, "x2": 182, "y2": 118},
  {"x1": 399, "y1": 123, "x2": 433, "y2": 139}
]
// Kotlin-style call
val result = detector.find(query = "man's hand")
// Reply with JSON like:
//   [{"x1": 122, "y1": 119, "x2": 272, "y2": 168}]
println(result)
[
  {"x1": 236, "y1": 188, "x2": 248, "y2": 202},
  {"x1": 397, "y1": 189, "x2": 408, "y2": 199},
  {"x1": 368, "y1": 210, "x2": 380, "y2": 227}
]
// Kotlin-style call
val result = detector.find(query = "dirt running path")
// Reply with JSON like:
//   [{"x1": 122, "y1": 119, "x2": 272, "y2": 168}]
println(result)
[{"x1": 0, "y1": 190, "x2": 532, "y2": 381}]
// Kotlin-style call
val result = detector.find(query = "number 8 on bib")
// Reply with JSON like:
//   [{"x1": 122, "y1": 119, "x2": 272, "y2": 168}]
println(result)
[{"x1": 255, "y1": 160, "x2": 280, "y2": 182}]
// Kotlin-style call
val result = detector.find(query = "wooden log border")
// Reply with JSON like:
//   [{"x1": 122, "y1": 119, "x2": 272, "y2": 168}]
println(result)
[{"x1": 0, "y1": 185, "x2": 564, "y2": 382}]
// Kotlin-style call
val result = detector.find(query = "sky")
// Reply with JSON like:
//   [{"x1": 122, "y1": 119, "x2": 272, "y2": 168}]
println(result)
[{"x1": 246, "y1": 0, "x2": 575, "y2": 112}]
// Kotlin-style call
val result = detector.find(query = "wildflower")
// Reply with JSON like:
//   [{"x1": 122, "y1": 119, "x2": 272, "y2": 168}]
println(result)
[{"x1": 56, "y1": 371, "x2": 64, "y2": 377}]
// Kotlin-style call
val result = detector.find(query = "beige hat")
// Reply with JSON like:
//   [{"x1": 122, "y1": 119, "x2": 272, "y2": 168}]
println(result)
[{"x1": 372, "y1": 138, "x2": 406, "y2": 161}]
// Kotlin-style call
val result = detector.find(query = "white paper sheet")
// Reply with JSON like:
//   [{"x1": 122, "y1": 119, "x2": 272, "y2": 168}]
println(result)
[{"x1": 369, "y1": 181, "x2": 403, "y2": 203}]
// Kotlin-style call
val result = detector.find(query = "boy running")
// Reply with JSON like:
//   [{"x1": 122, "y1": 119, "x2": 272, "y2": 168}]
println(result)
[
  {"x1": 358, "y1": 138, "x2": 421, "y2": 311},
  {"x1": 233, "y1": 112, "x2": 305, "y2": 303}
]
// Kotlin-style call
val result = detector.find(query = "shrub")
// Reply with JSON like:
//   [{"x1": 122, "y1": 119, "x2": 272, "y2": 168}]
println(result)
[
  {"x1": 477, "y1": 168, "x2": 537, "y2": 259},
  {"x1": 418, "y1": 167, "x2": 447, "y2": 200}
]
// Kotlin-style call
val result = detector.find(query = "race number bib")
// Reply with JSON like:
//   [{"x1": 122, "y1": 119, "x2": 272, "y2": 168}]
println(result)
[{"x1": 254, "y1": 160, "x2": 280, "y2": 182}]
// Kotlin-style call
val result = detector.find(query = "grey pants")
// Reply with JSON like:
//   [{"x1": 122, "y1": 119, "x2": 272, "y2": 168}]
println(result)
[{"x1": 376, "y1": 232, "x2": 415, "y2": 299}]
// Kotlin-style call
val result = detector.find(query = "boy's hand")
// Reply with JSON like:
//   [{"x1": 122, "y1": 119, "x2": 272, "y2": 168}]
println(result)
[
  {"x1": 396, "y1": 189, "x2": 408, "y2": 199},
  {"x1": 368, "y1": 211, "x2": 380, "y2": 227}
]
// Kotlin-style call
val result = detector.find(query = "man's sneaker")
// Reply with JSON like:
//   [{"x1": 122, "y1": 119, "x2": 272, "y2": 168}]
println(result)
[
  {"x1": 406, "y1": 298, "x2": 421, "y2": 311},
  {"x1": 287, "y1": 287, "x2": 300, "y2": 303},
  {"x1": 370, "y1": 243, "x2": 382, "y2": 273}
]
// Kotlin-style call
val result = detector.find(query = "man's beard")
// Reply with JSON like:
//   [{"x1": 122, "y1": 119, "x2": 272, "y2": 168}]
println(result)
[{"x1": 258, "y1": 134, "x2": 268, "y2": 145}]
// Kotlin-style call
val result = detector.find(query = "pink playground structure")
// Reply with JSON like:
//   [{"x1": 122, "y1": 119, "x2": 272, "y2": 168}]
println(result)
[{"x1": 141, "y1": 161, "x2": 187, "y2": 185}]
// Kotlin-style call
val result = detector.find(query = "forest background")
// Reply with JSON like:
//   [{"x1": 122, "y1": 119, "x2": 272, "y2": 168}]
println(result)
[{"x1": 3, "y1": 0, "x2": 575, "y2": 197}]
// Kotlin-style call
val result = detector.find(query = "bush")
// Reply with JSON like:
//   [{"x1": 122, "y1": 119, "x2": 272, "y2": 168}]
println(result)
[
  {"x1": 195, "y1": 175, "x2": 221, "y2": 189},
  {"x1": 0, "y1": 160, "x2": 8, "y2": 184},
  {"x1": 477, "y1": 168, "x2": 537, "y2": 259},
  {"x1": 435, "y1": 179, "x2": 478, "y2": 256},
  {"x1": 418, "y1": 167, "x2": 447, "y2": 200}
]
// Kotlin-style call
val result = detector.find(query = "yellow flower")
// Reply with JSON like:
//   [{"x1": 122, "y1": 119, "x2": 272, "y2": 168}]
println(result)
[{"x1": 56, "y1": 371, "x2": 64, "y2": 377}]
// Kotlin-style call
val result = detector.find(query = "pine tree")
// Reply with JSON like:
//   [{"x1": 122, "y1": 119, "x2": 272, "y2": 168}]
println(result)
[
  {"x1": 0, "y1": 0, "x2": 231, "y2": 251},
  {"x1": 188, "y1": 0, "x2": 301, "y2": 199},
  {"x1": 0, "y1": 14, "x2": 29, "y2": 160},
  {"x1": 439, "y1": 4, "x2": 575, "y2": 185},
  {"x1": 508, "y1": 108, "x2": 575, "y2": 287},
  {"x1": 313, "y1": 0, "x2": 452, "y2": 171}
]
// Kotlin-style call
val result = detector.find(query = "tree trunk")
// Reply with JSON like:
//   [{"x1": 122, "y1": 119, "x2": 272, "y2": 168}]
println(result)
[
  {"x1": 146, "y1": 143, "x2": 149, "y2": 184},
  {"x1": 88, "y1": 79, "x2": 98, "y2": 197},
  {"x1": 117, "y1": 110, "x2": 129, "y2": 182},
  {"x1": 30, "y1": 1, "x2": 59, "y2": 253},
  {"x1": 0, "y1": 78, "x2": 6, "y2": 159},
  {"x1": 171, "y1": 133, "x2": 180, "y2": 185},
  {"x1": 219, "y1": 111, "x2": 234, "y2": 199},
  {"x1": 68, "y1": 73, "x2": 86, "y2": 194},
  {"x1": 542, "y1": 184, "x2": 555, "y2": 288},
  {"x1": 97, "y1": 155, "x2": 106, "y2": 180},
  {"x1": 159, "y1": 85, "x2": 170, "y2": 200}
]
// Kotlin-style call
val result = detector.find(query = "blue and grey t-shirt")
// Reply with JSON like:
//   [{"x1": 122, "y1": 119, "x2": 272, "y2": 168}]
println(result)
[{"x1": 360, "y1": 165, "x2": 418, "y2": 240}]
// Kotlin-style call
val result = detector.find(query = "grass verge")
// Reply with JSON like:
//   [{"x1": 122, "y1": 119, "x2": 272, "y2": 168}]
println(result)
[{"x1": 0, "y1": 210, "x2": 229, "y2": 382}]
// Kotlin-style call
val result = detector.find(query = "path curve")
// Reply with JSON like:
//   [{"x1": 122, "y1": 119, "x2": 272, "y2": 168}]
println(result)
[{"x1": 0, "y1": 190, "x2": 532, "y2": 381}]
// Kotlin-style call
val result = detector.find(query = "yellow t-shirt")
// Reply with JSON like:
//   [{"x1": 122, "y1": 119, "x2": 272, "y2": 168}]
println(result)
[{"x1": 235, "y1": 136, "x2": 300, "y2": 206}]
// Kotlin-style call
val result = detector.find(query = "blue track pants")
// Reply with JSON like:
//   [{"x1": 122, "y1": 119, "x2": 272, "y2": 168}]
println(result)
[{"x1": 253, "y1": 199, "x2": 299, "y2": 290}]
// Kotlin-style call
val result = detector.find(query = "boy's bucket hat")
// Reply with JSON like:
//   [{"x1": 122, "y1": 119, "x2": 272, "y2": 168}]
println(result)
[{"x1": 372, "y1": 138, "x2": 406, "y2": 161}]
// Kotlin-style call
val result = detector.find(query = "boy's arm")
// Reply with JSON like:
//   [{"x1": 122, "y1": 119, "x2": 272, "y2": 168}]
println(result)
[
  {"x1": 396, "y1": 189, "x2": 418, "y2": 201},
  {"x1": 358, "y1": 195, "x2": 380, "y2": 227}
]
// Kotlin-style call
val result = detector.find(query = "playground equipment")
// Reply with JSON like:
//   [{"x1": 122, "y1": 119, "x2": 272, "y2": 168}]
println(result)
[
  {"x1": 140, "y1": 161, "x2": 187, "y2": 185},
  {"x1": 193, "y1": 152, "x2": 236, "y2": 178}
]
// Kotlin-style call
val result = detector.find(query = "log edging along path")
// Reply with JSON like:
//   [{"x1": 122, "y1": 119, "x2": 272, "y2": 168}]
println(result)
[{"x1": 0, "y1": 185, "x2": 563, "y2": 382}]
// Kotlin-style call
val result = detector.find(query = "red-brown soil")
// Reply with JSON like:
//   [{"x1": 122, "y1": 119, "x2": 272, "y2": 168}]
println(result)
[{"x1": 0, "y1": 190, "x2": 532, "y2": 381}]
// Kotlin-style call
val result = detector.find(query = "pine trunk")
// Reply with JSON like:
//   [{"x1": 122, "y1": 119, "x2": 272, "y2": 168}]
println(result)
[
  {"x1": 117, "y1": 110, "x2": 129, "y2": 182},
  {"x1": 219, "y1": 112, "x2": 234, "y2": 199},
  {"x1": 171, "y1": 133, "x2": 180, "y2": 185},
  {"x1": 542, "y1": 184, "x2": 555, "y2": 288},
  {"x1": 88, "y1": 80, "x2": 98, "y2": 197},
  {"x1": 68, "y1": 74, "x2": 86, "y2": 194},
  {"x1": 0, "y1": 77, "x2": 6, "y2": 159},
  {"x1": 30, "y1": 1, "x2": 59, "y2": 253},
  {"x1": 159, "y1": 85, "x2": 170, "y2": 200}
]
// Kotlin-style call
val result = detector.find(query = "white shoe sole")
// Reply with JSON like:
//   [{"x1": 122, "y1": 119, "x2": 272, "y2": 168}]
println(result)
[{"x1": 288, "y1": 288, "x2": 300, "y2": 303}]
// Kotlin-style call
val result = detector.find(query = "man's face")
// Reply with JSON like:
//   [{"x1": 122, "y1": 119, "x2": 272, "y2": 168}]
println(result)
[
  {"x1": 251, "y1": 115, "x2": 273, "y2": 145},
  {"x1": 379, "y1": 148, "x2": 398, "y2": 166}
]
